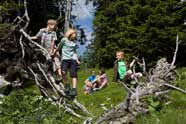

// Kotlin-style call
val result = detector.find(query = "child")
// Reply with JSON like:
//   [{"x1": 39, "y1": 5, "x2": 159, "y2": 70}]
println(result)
[
  {"x1": 30, "y1": 19, "x2": 62, "y2": 79},
  {"x1": 92, "y1": 68, "x2": 108, "y2": 91},
  {"x1": 83, "y1": 70, "x2": 97, "y2": 95},
  {"x1": 113, "y1": 51, "x2": 142, "y2": 110},
  {"x1": 52, "y1": 28, "x2": 80, "y2": 97},
  {"x1": 113, "y1": 51, "x2": 142, "y2": 84}
]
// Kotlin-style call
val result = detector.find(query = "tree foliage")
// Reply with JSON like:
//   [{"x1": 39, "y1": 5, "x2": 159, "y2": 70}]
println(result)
[{"x1": 89, "y1": 0, "x2": 186, "y2": 68}]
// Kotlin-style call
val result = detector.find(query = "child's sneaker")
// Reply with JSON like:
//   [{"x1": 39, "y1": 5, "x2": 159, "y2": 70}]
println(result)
[
  {"x1": 93, "y1": 88, "x2": 99, "y2": 91},
  {"x1": 69, "y1": 88, "x2": 77, "y2": 96},
  {"x1": 64, "y1": 83, "x2": 70, "y2": 95}
]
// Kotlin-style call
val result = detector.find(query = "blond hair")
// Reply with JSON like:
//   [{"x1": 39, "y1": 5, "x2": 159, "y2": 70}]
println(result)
[
  {"x1": 116, "y1": 51, "x2": 124, "y2": 57},
  {"x1": 64, "y1": 28, "x2": 77, "y2": 40}
]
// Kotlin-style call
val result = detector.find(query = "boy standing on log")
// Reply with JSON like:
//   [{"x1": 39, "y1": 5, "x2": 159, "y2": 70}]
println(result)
[{"x1": 30, "y1": 19, "x2": 62, "y2": 80}]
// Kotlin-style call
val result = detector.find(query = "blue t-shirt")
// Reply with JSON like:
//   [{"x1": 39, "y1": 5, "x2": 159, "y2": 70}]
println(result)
[{"x1": 87, "y1": 75, "x2": 96, "y2": 83}]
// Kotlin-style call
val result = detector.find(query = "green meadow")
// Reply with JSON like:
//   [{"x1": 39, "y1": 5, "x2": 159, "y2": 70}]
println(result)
[{"x1": 1, "y1": 68, "x2": 186, "y2": 124}]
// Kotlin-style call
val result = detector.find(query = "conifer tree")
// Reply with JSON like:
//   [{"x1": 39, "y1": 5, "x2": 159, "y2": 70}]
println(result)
[{"x1": 90, "y1": 0, "x2": 186, "y2": 68}]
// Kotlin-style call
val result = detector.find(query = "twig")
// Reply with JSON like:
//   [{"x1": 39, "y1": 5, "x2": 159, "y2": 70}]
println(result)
[
  {"x1": 171, "y1": 34, "x2": 180, "y2": 67},
  {"x1": 155, "y1": 90, "x2": 170, "y2": 96},
  {"x1": 135, "y1": 86, "x2": 140, "y2": 104},
  {"x1": 164, "y1": 83, "x2": 186, "y2": 94},
  {"x1": 118, "y1": 80, "x2": 134, "y2": 94},
  {"x1": 19, "y1": 35, "x2": 25, "y2": 58},
  {"x1": 64, "y1": 105, "x2": 87, "y2": 119},
  {"x1": 47, "y1": 73, "x2": 66, "y2": 96},
  {"x1": 142, "y1": 57, "x2": 146, "y2": 74}
]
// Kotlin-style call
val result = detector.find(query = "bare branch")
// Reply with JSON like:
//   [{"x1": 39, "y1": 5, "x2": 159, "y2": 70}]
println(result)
[
  {"x1": 19, "y1": 29, "x2": 51, "y2": 60},
  {"x1": 118, "y1": 80, "x2": 134, "y2": 94},
  {"x1": 27, "y1": 66, "x2": 49, "y2": 97},
  {"x1": 155, "y1": 90, "x2": 170, "y2": 96},
  {"x1": 23, "y1": 0, "x2": 30, "y2": 29},
  {"x1": 19, "y1": 35, "x2": 25, "y2": 58},
  {"x1": 164, "y1": 83, "x2": 186, "y2": 94},
  {"x1": 73, "y1": 99, "x2": 93, "y2": 116},
  {"x1": 171, "y1": 34, "x2": 180, "y2": 67},
  {"x1": 36, "y1": 63, "x2": 60, "y2": 95}
]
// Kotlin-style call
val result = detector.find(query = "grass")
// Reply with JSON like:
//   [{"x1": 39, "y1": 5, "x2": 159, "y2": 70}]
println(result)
[
  {"x1": 1, "y1": 68, "x2": 186, "y2": 124},
  {"x1": 76, "y1": 67, "x2": 186, "y2": 124},
  {"x1": 76, "y1": 69, "x2": 126, "y2": 121},
  {"x1": 136, "y1": 67, "x2": 186, "y2": 124}
]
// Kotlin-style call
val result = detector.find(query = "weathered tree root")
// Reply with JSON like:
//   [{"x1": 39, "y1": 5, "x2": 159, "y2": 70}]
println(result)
[{"x1": 0, "y1": 0, "x2": 92, "y2": 121}]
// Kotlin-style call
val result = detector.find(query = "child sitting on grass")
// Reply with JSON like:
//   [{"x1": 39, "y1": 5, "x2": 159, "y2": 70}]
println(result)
[
  {"x1": 83, "y1": 70, "x2": 97, "y2": 95},
  {"x1": 92, "y1": 68, "x2": 108, "y2": 91}
]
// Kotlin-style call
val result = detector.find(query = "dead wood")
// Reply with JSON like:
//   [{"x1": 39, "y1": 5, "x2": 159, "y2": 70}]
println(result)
[
  {"x1": 96, "y1": 35, "x2": 185, "y2": 124},
  {"x1": 0, "y1": 0, "x2": 92, "y2": 121}
]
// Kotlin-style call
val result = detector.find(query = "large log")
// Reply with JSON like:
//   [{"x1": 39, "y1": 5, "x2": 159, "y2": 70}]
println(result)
[{"x1": 96, "y1": 35, "x2": 184, "y2": 124}]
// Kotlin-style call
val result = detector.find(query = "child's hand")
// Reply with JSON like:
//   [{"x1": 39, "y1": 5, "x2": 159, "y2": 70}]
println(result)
[
  {"x1": 76, "y1": 60, "x2": 81, "y2": 65},
  {"x1": 127, "y1": 70, "x2": 132, "y2": 75},
  {"x1": 50, "y1": 50, "x2": 56, "y2": 57}
]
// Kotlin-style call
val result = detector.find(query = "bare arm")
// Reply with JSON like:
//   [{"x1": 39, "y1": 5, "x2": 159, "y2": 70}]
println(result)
[
  {"x1": 52, "y1": 42, "x2": 61, "y2": 56},
  {"x1": 50, "y1": 40, "x2": 55, "y2": 55},
  {"x1": 129, "y1": 59, "x2": 135, "y2": 68},
  {"x1": 30, "y1": 36, "x2": 38, "y2": 40},
  {"x1": 75, "y1": 54, "x2": 81, "y2": 64}
]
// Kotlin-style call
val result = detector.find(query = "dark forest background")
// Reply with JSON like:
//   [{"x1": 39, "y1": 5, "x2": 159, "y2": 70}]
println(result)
[{"x1": 1, "y1": 0, "x2": 186, "y2": 68}]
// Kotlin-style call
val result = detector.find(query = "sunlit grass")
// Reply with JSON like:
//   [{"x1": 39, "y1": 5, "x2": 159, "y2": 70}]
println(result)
[
  {"x1": 136, "y1": 67, "x2": 186, "y2": 124},
  {"x1": 1, "y1": 68, "x2": 186, "y2": 124}
]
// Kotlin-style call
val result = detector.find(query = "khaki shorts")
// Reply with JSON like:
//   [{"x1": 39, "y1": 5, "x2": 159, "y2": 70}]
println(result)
[{"x1": 52, "y1": 52, "x2": 61, "y2": 72}]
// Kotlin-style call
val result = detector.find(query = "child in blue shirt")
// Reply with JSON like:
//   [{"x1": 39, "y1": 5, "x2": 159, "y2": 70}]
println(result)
[{"x1": 83, "y1": 70, "x2": 96, "y2": 94}]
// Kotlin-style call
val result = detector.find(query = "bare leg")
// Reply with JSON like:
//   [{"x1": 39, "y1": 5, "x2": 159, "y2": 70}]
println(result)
[
  {"x1": 99, "y1": 81, "x2": 107, "y2": 89},
  {"x1": 58, "y1": 68, "x2": 62, "y2": 76},
  {"x1": 72, "y1": 77, "x2": 77, "y2": 88},
  {"x1": 70, "y1": 77, "x2": 77, "y2": 96}
]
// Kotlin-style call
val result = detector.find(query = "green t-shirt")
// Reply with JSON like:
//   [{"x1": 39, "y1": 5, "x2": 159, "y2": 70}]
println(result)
[
  {"x1": 58, "y1": 37, "x2": 78, "y2": 60},
  {"x1": 118, "y1": 60, "x2": 127, "y2": 80}
]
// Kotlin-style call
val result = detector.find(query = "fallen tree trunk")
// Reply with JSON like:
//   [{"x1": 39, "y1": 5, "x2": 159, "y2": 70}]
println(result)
[{"x1": 96, "y1": 34, "x2": 185, "y2": 124}]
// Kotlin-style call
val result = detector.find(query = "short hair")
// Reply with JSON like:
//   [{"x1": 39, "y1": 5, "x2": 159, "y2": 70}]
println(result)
[
  {"x1": 47, "y1": 19, "x2": 57, "y2": 26},
  {"x1": 99, "y1": 68, "x2": 105, "y2": 75},
  {"x1": 116, "y1": 51, "x2": 124, "y2": 57}
]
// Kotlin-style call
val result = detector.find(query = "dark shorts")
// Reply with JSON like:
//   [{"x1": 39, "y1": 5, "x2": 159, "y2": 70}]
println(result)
[{"x1": 61, "y1": 60, "x2": 78, "y2": 78}]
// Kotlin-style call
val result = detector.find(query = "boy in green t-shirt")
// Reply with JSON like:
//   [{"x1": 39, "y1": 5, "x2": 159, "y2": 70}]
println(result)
[
  {"x1": 113, "y1": 51, "x2": 127, "y2": 82},
  {"x1": 113, "y1": 51, "x2": 142, "y2": 83},
  {"x1": 113, "y1": 51, "x2": 142, "y2": 111}
]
